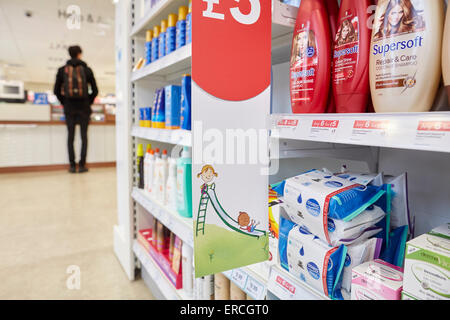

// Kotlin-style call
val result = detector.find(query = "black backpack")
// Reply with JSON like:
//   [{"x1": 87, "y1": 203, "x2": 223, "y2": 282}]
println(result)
[{"x1": 61, "y1": 64, "x2": 89, "y2": 99}]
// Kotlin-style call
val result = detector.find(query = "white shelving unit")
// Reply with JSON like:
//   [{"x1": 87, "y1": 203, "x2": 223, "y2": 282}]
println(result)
[
  {"x1": 132, "y1": 187, "x2": 194, "y2": 247},
  {"x1": 133, "y1": 240, "x2": 189, "y2": 300},
  {"x1": 131, "y1": 126, "x2": 192, "y2": 147}
]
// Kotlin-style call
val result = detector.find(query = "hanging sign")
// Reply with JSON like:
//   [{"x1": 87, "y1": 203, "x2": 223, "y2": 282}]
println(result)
[{"x1": 192, "y1": 0, "x2": 271, "y2": 277}]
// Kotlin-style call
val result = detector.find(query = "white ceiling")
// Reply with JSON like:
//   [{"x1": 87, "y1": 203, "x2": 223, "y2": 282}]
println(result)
[{"x1": 0, "y1": 0, "x2": 116, "y2": 94}]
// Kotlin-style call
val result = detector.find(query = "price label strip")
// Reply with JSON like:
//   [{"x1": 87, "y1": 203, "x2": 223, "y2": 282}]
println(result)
[
  {"x1": 231, "y1": 269, "x2": 248, "y2": 289},
  {"x1": 309, "y1": 119, "x2": 339, "y2": 139},
  {"x1": 415, "y1": 121, "x2": 450, "y2": 150},
  {"x1": 350, "y1": 120, "x2": 390, "y2": 144}
]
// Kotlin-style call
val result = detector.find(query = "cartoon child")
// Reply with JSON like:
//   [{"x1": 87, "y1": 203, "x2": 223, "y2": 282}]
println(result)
[
  {"x1": 197, "y1": 165, "x2": 218, "y2": 194},
  {"x1": 238, "y1": 212, "x2": 260, "y2": 233}
]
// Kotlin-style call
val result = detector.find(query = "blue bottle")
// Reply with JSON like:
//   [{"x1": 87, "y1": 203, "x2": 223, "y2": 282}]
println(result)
[
  {"x1": 151, "y1": 26, "x2": 160, "y2": 62},
  {"x1": 176, "y1": 6, "x2": 187, "y2": 49},
  {"x1": 186, "y1": 0, "x2": 192, "y2": 43},
  {"x1": 166, "y1": 13, "x2": 177, "y2": 55},
  {"x1": 145, "y1": 30, "x2": 152, "y2": 64},
  {"x1": 158, "y1": 20, "x2": 167, "y2": 58},
  {"x1": 180, "y1": 74, "x2": 191, "y2": 131}
]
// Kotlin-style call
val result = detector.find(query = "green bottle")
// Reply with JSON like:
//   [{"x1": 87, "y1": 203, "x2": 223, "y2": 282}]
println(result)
[
  {"x1": 176, "y1": 146, "x2": 192, "y2": 217},
  {"x1": 137, "y1": 144, "x2": 144, "y2": 189}
]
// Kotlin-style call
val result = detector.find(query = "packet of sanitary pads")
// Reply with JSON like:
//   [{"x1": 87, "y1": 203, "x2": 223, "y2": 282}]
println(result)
[{"x1": 279, "y1": 217, "x2": 347, "y2": 300}]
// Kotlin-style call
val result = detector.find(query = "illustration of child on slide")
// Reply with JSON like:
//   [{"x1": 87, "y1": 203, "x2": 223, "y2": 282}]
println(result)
[{"x1": 238, "y1": 212, "x2": 260, "y2": 233}]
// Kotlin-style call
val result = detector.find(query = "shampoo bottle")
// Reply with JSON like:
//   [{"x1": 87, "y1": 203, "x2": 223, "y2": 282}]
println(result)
[
  {"x1": 369, "y1": 0, "x2": 445, "y2": 112},
  {"x1": 325, "y1": 0, "x2": 340, "y2": 113},
  {"x1": 137, "y1": 144, "x2": 144, "y2": 189},
  {"x1": 176, "y1": 146, "x2": 192, "y2": 218},
  {"x1": 160, "y1": 149, "x2": 169, "y2": 203},
  {"x1": 290, "y1": 0, "x2": 332, "y2": 113},
  {"x1": 151, "y1": 25, "x2": 160, "y2": 62},
  {"x1": 147, "y1": 149, "x2": 155, "y2": 194},
  {"x1": 159, "y1": 19, "x2": 168, "y2": 58},
  {"x1": 143, "y1": 144, "x2": 152, "y2": 192},
  {"x1": 166, "y1": 157, "x2": 178, "y2": 209},
  {"x1": 333, "y1": 0, "x2": 373, "y2": 113},
  {"x1": 443, "y1": 3, "x2": 450, "y2": 106},
  {"x1": 145, "y1": 30, "x2": 153, "y2": 64},
  {"x1": 152, "y1": 148, "x2": 161, "y2": 198},
  {"x1": 166, "y1": 14, "x2": 178, "y2": 55}
]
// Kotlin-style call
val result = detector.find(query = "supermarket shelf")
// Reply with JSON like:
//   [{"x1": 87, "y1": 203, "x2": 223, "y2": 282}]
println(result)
[
  {"x1": 130, "y1": 0, "x2": 188, "y2": 37},
  {"x1": 271, "y1": 112, "x2": 450, "y2": 153},
  {"x1": 133, "y1": 240, "x2": 189, "y2": 300},
  {"x1": 131, "y1": 43, "x2": 192, "y2": 82},
  {"x1": 267, "y1": 266, "x2": 330, "y2": 300},
  {"x1": 131, "y1": 126, "x2": 192, "y2": 147},
  {"x1": 132, "y1": 188, "x2": 194, "y2": 247},
  {"x1": 223, "y1": 267, "x2": 268, "y2": 300}
]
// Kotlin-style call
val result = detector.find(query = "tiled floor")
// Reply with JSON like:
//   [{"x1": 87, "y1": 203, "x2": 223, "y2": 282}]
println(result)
[{"x1": 0, "y1": 168, "x2": 154, "y2": 300}]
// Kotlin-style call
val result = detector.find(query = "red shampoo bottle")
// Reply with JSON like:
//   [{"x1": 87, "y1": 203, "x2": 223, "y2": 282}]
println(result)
[
  {"x1": 332, "y1": 0, "x2": 373, "y2": 113},
  {"x1": 325, "y1": 0, "x2": 340, "y2": 113},
  {"x1": 290, "y1": 0, "x2": 331, "y2": 114}
]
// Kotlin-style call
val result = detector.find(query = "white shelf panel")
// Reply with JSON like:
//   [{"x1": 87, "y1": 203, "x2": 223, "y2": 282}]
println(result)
[
  {"x1": 131, "y1": 0, "x2": 189, "y2": 38},
  {"x1": 133, "y1": 240, "x2": 189, "y2": 300},
  {"x1": 132, "y1": 126, "x2": 192, "y2": 147},
  {"x1": 132, "y1": 187, "x2": 194, "y2": 247},
  {"x1": 271, "y1": 112, "x2": 450, "y2": 153},
  {"x1": 223, "y1": 267, "x2": 268, "y2": 300},
  {"x1": 267, "y1": 266, "x2": 330, "y2": 300},
  {"x1": 132, "y1": 43, "x2": 192, "y2": 82}
]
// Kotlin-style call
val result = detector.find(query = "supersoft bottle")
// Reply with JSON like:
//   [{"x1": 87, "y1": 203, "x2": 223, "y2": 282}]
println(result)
[
  {"x1": 369, "y1": 0, "x2": 445, "y2": 112},
  {"x1": 325, "y1": 0, "x2": 340, "y2": 113},
  {"x1": 333, "y1": 0, "x2": 373, "y2": 113},
  {"x1": 443, "y1": 3, "x2": 450, "y2": 105},
  {"x1": 290, "y1": 0, "x2": 332, "y2": 113}
]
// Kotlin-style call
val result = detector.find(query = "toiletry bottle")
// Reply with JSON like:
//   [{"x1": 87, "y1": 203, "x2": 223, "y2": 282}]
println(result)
[
  {"x1": 290, "y1": 0, "x2": 331, "y2": 113},
  {"x1": 176, "y1": 146, "x2": 192, "y2": 218},
  {"x1": 159, "y1": 19, "x2": 168, "y2": 58},
  {"x1": 147, "y1": 149, "x2": 155, "y2": 194},
  {"x1": 443, "y1": 3, "x2": 450, "y2": 106},
  {"x1": 180, "y1": 74, "x2": 192, "y2": 130},
  {"x1": 176, "y1": 6, "x2": 188, "y2": 49},
  {"x1": 333, "y1": 0, "x2": 373, "y2": 113},
  {"x1": 186, "y1": 0, "x2": 192, "y2": 44},
  {"x1": 325, "y1": 0, "x2": 340, "y2": 113},
  {"x1": 182, "y1": 242, "x2": 193, "y2": 298},
  {"x1": 152, "y1": 148, "x2": 161, "y2": 197},
  {"x1": 166, "y1": 13, "x2": 178, "y2": 55},
  {"x1": 203, "y1": 275, "x2": 215, "y2": 300},
  {"x1": 137, "y1": 144, "x2": 144, "y2": 189},
  {"x1": 369, "y1": 0, "x2": 444, "y2": 112},
  {"x1": 145, "y1": 30, "x2": 153, "y2": 64},
  {"x1": 143, "y1": 144, "x2": 152, "y2": 192},
  {"x1": 153, "y1": 148, "x2": 163, "y2": 201},
  {"x1": 160, "y1": 149, "x2": 169, "y2": 203},
  {"x1": 151, "y1": 25, "x2": 160, "y2": 62},
  {"x1": 166, "y1": 157, "x2": 178, "y2": 209}
]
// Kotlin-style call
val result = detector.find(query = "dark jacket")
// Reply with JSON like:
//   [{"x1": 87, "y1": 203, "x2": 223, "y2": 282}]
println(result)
[{"x1": 53, "y1": 59, "x2": 98, "y2": 115}]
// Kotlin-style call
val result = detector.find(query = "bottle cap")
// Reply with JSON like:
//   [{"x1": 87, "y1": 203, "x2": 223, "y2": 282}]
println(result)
[
  {"x1": 150, "y1": 149, "x2": 155, "y2": 155},
  {"x1": 160, "y1": 19, "x2": 168, "y2": 32},
  {"x1": 153, "y1": 25, "x2": 161, "y2": 37},
  {"x1": 137, "y1": 144, "x2": 144, "y2": 157},
  {"x1": 146, "y1": 30, "x2": 153, "y2": 42},
  {"x1": 155, "y1": 148, "x2": 160, "y2": 153},
  {"x1": 178, "y1": 6, "x2": 188, "y2": 21},
  {"x1": 182, "y1": 74, "x2": 191, "y2": 77},
  {"x1": 146, "y1": 144, "x2": 152, "y2": 153},
  {"x1": 168, "y1": 13, "x2": 178, "y2": 27},
  {"x1": 163, "y1": 149, "x2": 168, "y2": 155},
  {"x1": 181, "y1": 146, "x2": 191, "y2": 158}
]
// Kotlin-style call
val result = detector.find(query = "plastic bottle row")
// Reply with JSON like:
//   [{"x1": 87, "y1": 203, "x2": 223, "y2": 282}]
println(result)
[
  {"x1": 139, "y1": 74, "x2": 191, "y2": 130},
  {"x1": 137, "y1": 143, "x2": 193, "y2": 218},
  {"x1": 289, "y1": 0, "x2": 450, "y2": 114},
  {"x1": 145, "y1": 0, "x2": 192, "y2": 65}
]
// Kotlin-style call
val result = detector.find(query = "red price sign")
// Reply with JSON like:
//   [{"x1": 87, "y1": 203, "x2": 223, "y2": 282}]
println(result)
[
  {"x1": 277, "y1": 119, "x2": 299, "y2": 128},
  {"x1": 417, "y1": 121, "x2": 450, "y2": 132},
  {"x1": 312, "y1": 120, "x2": 339, "y2": 128},
  {"x1": 353, "y1": 120, "x2": 389, "y2": 130},
  {"x1": 193, "y1": 0, "x2": 271, "y2": 101},
  {"x1": 276, "y1": 275, "x2": 296, "y2": 294}
]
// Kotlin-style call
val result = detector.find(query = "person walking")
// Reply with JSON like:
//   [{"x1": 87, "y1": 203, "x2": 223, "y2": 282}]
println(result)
[{"x1": 54, "y1": 45, "x2": 98, "y2": 173}]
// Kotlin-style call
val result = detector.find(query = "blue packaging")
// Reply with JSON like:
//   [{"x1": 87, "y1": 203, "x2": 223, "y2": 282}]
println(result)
[
  {"x1": 145, "y1": 42, "x2": 152, "y2": 64},
  {"x1": 151, "y1": 37, "x2": 159, "y2": 62},
  {"x1": 166, "y1": 27, "x2": 176, "y2": 54},
  {"x1": 139, "y1": 108, "x2": 145, "y2": 127},
  {"x1": 158, "y1": 32, "x2": 166, "y2": 58},
  {"x1": 152, "y1": 88, "x2": 165, "y2": 128},
  {"x1": 165, "y1": 85, "x2": 181, "y2": 129},
  {"x1": 186, "y1": 12, "x2": 191, "y2": 43},
  {"x1": 144, "y1": 107, "x2": 152, "y2": 127},
  {"x1": 176, "y1": 19, "x2": 186, "y2": 49},
  {"x1": 279, "y1": 217, "x2": 347, "y2": 300},
  {"x1": 180, "y1": 75, "x2": 191, "y2": 130}
]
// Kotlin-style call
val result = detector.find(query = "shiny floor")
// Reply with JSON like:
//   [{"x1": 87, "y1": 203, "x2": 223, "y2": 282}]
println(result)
[{"x1": 0, "y1": 168, "x2": 154, "y2": 300}]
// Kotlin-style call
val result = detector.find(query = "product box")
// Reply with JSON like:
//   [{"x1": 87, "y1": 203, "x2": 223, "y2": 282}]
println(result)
[
  {"x1": 403, "y1": 233, "x2": 450, "y2": 300},
  {"x1": 428, "y1": 223, "x2": 450, "y2": 240},
  {"x1": 165, "y1": 85, "x2": 181, "y2": 129},
  {"x1": 143, "y1": 107, "x2": 152, "y2": 127},
  {"x1": 138, "y1": 229, "x2": 153, "y2": 252},
  {"x1": 351, "y1": 259, "x2": 404, "y2": 300}
]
